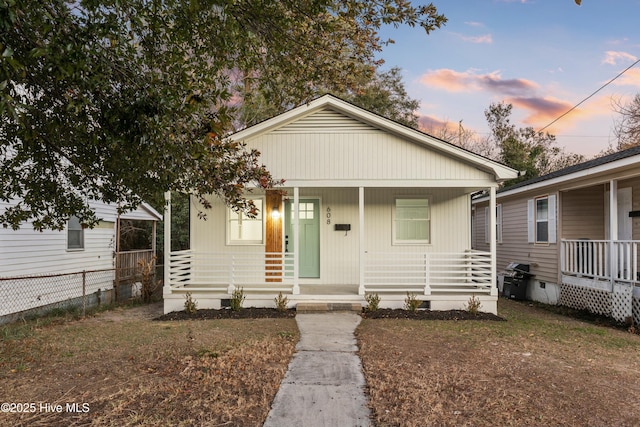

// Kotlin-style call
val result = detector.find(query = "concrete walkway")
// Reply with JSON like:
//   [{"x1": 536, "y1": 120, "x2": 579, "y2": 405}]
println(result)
[{"x1": 263, "y1": 312, "x2": 371, "y2": 427}]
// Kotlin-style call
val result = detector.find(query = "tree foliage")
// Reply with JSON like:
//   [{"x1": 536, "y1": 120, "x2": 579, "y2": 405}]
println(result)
[
  {"x1": 613, "y1": 93, "x2": 640, "y2": 151},
  {"x1": 345, "y1": 66, "x2": 420, "y2": 128},
  {"x1": 0, "y1": 0, "x2": 446, "y2": 230},
  {"x1": 484, "y1": 102, "x2": 584, "y2": 185}
]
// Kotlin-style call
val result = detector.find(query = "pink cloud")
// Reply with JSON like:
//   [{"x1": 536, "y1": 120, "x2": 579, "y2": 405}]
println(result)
[
  {"x1": 417, "y1": 115, "x2": 454, "y2": 132},
  {"x1": 602, "y1": 51, "x2": 637, "y2": 65},
  {"x1": 461, "y1": 34, "x2": 493, "y2": 44},
  {"x1": 507, "y1": 97, "x2": 573, "y2": 126},
  {"x1": 419, "y1": 69, "x2": 538, "y2": 95},
  {"x1": 612, "y1": 68, "x2": 640, "y2": 88},
  {"x1": 507, "y1": 95, "x2": 616, "y2": 134}
]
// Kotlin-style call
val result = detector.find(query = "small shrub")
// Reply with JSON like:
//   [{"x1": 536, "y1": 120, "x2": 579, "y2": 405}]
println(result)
[
  {"x1": 197, "y1": 349, "x2": 219, "y2": 358},
  {"x1": 184, "y1": 292, "x2": 197, "y2": 314},
  {"x1": 404, "y1": 292, "x2": 421, "y2": 312},
  {"x1": 230, "y1": 287, "x2": 245, "y2": 311},
  {"x1": 138, "y1": 256, "x2": 161, "y2": 303},
  {"x1": 274, "y1": 292, "x2": 289, "y2": 312},
  {"x1": 365, "y1": 293, "x2": 380, "y2": 311},
  {"x1": 278, "y1": 331, "x2": 294, "y2": 340},
  {"x1": 465, "y1": 295, "x2": 482, "y2": 315}
]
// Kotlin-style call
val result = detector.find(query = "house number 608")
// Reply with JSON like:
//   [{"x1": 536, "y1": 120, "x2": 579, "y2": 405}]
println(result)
[{"x1": 326, "y1": 207, "x2": 331, "y2": 224}]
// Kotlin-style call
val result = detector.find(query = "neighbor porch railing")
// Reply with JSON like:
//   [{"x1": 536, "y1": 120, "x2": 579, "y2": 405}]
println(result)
[
  {"x1": 168, "y1": 250, "x2": 295, "y2": 293},
  {"x1": 363, "y1": 250, "x2": 493, "y2": 295},
  {"x1": 116, "y1": 249, "x2": 155, "y2": 282},
  {"x1": 561, "y1": 239, "x2": 639, "y2": 283}
]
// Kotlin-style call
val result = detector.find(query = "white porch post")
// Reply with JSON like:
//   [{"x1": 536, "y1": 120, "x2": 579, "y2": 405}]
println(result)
[
  {"x1": 609, "y1": 180, "x2": 618, "y2": 290},
  {"x1": 163, "y1": 191, "x2": 172, "y2": 292},
  {"x1": 293, "y1": 187, "x2": 300, "y2": 295},
  {"x1": 358, "y1": 187, "x2": 365, "y2": 296},
  {"x1": 489, "y1": 186, "x2": 498, "y2": 296}
]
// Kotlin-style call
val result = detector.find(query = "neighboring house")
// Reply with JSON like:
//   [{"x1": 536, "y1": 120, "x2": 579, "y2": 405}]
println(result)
[
  {"x1": 163, "y1": 95, "x2": 518, "y2": 314},
  {"x1": 0, "y1": 200, "x2": 162, "y2": 320},
  {"x1": 472, "y1": 145, "x2": 640, "y2": 323}
]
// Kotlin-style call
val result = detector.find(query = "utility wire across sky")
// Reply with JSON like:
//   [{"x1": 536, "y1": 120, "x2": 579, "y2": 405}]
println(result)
[{"x1": 537, "y1": 58, "x2": 640, "y2": 134}]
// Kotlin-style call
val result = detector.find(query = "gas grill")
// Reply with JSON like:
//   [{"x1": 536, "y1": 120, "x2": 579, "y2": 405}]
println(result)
[{"x1": 502, "y1": 262, "x2": 534, "y2": 300}]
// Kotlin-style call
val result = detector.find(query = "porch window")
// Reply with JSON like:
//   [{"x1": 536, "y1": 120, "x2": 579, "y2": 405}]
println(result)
[
  {"x1": 393, "y1": 198, "x2": 430, "y2": 244},
  {"x1": 227, "y1": 198, "x2": 264, "y2": 245},
  {"x1": 67, "y1": 216, "x2": 84, "y2": 250}
]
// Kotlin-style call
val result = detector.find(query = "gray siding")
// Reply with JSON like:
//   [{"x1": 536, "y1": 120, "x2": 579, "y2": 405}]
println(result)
[
  {"x1": 474, "y1": 193, "x2": 559, "y2": 283},
  {"x1": 561, "y1": 185, "x2": 605, "y2": 240}
]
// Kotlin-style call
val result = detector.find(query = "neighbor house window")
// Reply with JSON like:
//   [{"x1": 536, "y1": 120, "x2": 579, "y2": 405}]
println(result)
[
  {"x1": 484, "y1": 204, "x2": 503, "y2": 244},
  {"x1": 227, "y1": 198, "x2": 264, "y2": 245},
  {"x1": 535, "y1": 197, "x2": 549, "y2": 243},
  {"x1": 67, "y1": 216, "x2": 84, "y2": 250},
  {"x1": 527, "y1": 195, "x2": 556, "y2": 244},
  {"x1": 393, "y1": 198, "x2": 430, "y2": 244}
]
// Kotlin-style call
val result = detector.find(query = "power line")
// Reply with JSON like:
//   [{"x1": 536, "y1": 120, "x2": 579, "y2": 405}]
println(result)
[{"x1": 537, "y1": 57, "x2": 640, "y2": 133}]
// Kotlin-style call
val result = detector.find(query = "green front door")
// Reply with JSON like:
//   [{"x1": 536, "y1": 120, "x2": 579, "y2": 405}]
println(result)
[{"x1": 285, "y1": 199, "x2": 320, "y2": 278}]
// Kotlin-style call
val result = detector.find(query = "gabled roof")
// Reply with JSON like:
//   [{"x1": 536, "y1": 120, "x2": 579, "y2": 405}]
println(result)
[
  {"x1": 120, "y1": 202, "x2": 163, "y2": 221},
  {"x1": 496, "y1": 145, "x2": 640, "y2": 197},
  {"x1": 231, "y1": 94, "x2": 518, "y2": 182}
]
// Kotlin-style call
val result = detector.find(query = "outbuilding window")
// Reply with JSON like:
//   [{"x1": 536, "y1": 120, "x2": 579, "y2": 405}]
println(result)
[{"x1": 67, "y1": 216, "x2": 84, "y2": 250}]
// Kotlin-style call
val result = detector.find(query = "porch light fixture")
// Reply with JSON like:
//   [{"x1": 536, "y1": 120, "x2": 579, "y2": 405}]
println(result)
[{"x1": 271, "y1": 206, "x2": 281, "y2": 219}]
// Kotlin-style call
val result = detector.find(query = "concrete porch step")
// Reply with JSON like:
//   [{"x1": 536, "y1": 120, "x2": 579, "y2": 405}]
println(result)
[{"x1": 296, "y1": 302, "x2": 363, "y2": 313}]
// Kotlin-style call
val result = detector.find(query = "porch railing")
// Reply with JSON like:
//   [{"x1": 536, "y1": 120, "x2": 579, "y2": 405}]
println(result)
[
  {"x1": 168, "y1": 250, "x2": 494, "y2": 295},
  {"x1": 168, "y1": 251, "x2": 295, "y2": 292},
  {"x1": 561, "y1": 239, "x2": 639, "y2": 283},
  {"x1": 363, "y1": 250, "x2": 493, "y2": 295}
]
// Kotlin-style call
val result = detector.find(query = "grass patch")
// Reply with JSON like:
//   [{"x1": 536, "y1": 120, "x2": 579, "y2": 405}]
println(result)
[
  {"x1": 0, "y1": 305, "x2": 298, "y2": 426},
  {"x1": 357, "y1": 298, "x2": 640, "y2": 427}
]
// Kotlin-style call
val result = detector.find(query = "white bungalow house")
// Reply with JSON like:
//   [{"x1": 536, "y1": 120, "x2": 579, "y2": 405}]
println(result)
[
  {"x1": 162, "y1": 95, "x2": 518, "y2": 314},
  {"x1": 472, "y1": 145, "x2": 640, "y2": 323}
]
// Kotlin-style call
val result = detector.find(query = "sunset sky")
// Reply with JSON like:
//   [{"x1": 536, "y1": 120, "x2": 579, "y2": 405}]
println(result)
[{"x1": 377, "y1": 0, "x2": 640, "y2": 157}]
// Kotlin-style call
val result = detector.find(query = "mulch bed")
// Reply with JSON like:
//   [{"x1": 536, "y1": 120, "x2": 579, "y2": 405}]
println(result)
[
  {"x1": 155, "y1": 307, "x2": 504, "y2": 321},
  {"x1": 154, "y1": 307, "x2": 296, "y2": 321},
  {"x1": 360, "y1": 308, "x2": 505, "y2": 321}
]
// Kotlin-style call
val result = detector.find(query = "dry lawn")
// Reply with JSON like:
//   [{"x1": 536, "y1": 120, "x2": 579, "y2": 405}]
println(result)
[
  {"x1": 0, "y1": 303, "x2": 298, "y2": 427},
  {"x1": 4, "y1": 299, "x2": 640, "y2": 427},
  {"x1": 357, "y1": 298, "x2": 640, "y2": 427}
]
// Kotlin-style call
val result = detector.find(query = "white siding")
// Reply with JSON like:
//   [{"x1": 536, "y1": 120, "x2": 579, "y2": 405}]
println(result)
[
  {"x1": 0, "y1": 199, "x2": 130, "y2": 277},
  {"x1": 192, "y1": 187, "x2": 472, "y2": 285},
  {"x1": 0, "y1": 217, "x2": 115, "y2": 277},
  {"x1": 242, "y1": 109, "x2": 494, "y2": 184}
]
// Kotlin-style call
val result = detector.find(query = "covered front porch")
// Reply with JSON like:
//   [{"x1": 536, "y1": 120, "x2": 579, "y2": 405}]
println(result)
[
  {"x1": 163, "y1": 248, "x2": 497, "y2": 311},
  {"x1": 162, "y1": 185, "x2": 502, "y2": 314}
]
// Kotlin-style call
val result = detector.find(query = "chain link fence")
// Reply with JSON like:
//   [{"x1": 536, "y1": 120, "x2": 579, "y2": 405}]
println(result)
[{"x1": 0, "y1": 265, "x2": 162, "y2": 325}]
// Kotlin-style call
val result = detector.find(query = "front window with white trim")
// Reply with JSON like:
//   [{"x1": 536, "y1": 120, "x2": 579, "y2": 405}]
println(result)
[
  {"x1": 227, "y1": 199, "x2": 264, "y2": 245},
  {"x1": 393, "y1": 198, "x2": 430, "y2": 244}
]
